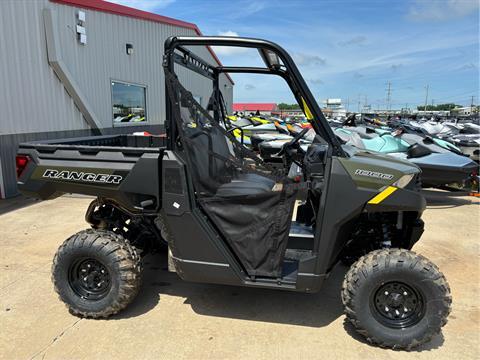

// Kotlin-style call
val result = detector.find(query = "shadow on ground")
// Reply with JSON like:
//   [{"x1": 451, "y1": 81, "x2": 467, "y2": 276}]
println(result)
[
  {"x1": 422, "y1": 189, "x2": 479, "y2": 208},
  {"x1": 112, "y1": 253, "x2": 448, "y2": 351},
  {"x1": 0, "y1": 194, "x2": 95, "y2": 216},
  {"x1": 343, "y1": 318, "x2": 445, "y2": 352},
  {"x1": 113, "y1": 253, "x2": 345, "y2": 328},
  {"x1": 0, "y1": 195, "x2": 41, "y2": 216}
]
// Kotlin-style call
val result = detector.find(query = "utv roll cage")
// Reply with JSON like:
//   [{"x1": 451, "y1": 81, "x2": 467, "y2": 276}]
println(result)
[
  {"x1": 163, "y1": 36, "x2": 344, "y2": 156},
  {"x1": 157, "y1": 34, "x2": 425, "y2": 289}
]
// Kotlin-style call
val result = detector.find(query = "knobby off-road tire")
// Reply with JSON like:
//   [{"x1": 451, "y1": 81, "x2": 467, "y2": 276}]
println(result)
[
  {"x1": 341, "y1": 248, "x2": 451, "y2": 350},
  {"x1": 52, "y1": 229, "x2": 142, "y2": 318}
]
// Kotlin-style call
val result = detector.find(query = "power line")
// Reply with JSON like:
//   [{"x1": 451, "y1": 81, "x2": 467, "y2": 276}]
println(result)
[
  {"x1": 385, "y1": 81, "x2": 392, "y2": 111},
  {"x1": 429, "y1": 90, "x2": 478, "y2": 102},
  {"x1": 345, "y1": 90, "x2": 477, "y2": 110}
]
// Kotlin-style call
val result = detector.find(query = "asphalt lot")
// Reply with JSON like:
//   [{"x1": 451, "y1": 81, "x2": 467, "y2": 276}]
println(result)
[{"x1": 0, "y1": 192, "x2": 479, "y2": 359}]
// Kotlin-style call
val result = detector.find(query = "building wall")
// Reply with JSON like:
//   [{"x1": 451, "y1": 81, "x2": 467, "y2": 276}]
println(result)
[
  {"x1": 0, "y1": 0, "x2": 233, "y2": 198},
  {"x1": 0, "y1": 0, "x2": 88, "y2": 135}
]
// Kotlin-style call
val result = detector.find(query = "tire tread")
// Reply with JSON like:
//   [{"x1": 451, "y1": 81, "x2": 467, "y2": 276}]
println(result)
[
  {"x1": 341, "y1": 248, "x2": 451, "y2": 350},
  {"x1": 52, "y1": 229, "x2": 142, "y2": 319}
]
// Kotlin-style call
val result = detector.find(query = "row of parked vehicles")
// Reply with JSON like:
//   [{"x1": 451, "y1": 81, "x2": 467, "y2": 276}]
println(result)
[{"x1": 226, "y1": 113, "x2": 479, "y2": 192}]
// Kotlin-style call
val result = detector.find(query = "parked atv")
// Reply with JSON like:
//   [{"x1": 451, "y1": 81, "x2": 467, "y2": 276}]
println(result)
[{"x1": 16, "y1": 36, "x2": 451, "y2": 350}]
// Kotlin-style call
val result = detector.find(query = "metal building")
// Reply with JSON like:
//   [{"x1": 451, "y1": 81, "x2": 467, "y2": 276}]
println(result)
[{"x1": 0, "y1": 0, "x2": 234, "y2": 198}]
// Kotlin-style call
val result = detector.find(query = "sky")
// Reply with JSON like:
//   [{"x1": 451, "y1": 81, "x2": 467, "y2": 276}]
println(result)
[{"x1": 110, "y1": 0, "x2": 479, "y2": 110}]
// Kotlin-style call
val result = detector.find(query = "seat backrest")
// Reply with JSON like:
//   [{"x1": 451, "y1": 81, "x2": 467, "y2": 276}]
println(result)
[{"x1": 180, "y1": 106, "x2": 236, "y2": 194}]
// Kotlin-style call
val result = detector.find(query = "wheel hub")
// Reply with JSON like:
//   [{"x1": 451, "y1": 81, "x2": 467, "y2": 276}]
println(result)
[
  {"x1": 388, "y1": 292, "x2": 403, "y2": 307},
  {"x1": 69, "y1": 258, "x2": 111, "y2": 300},
  {"x1": 372, "y1": 281, "x2": 425, "y2": 329}
]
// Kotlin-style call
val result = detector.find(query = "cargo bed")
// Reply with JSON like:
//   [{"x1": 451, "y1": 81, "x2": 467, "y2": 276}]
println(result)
[
  {"x1": 19, "y1": 134, "x2": 166, "y2": 151},
  {"x1": 17, "y1": 135, "x2": 166, "y2": 214}
]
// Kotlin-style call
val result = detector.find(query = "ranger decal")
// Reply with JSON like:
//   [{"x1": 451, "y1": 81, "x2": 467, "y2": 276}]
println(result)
[{"x1": 43, "y1": 169, "x2": 123, "y2": 184}]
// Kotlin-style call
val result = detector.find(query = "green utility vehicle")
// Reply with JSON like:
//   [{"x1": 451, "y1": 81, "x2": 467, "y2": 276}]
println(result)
[{"x1": 16, "y1": 36, "x2": 451, "y2": 350}]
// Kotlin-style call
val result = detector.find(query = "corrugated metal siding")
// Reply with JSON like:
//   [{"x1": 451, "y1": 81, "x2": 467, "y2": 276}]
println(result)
[
  {"x1": 51, "y1": 2, "x2": 232, "y2": 129},
  {"x1": 0, "y1": 0, "x2": 233, "y2": 198},
  {"x1": 0, "y1": 0, "x2": 233, "y2": 135},
  {"x1": 0, "y1": 0, "x2": 88, "y2": 135}
]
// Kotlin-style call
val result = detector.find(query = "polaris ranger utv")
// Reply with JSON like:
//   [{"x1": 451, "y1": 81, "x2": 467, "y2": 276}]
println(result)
[{"x1": 16, "y1": 36, "x2": 451, "y2": 350}]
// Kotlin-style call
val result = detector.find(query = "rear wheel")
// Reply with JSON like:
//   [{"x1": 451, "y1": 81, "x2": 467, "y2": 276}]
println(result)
[
  {"x1": 52, "y1": 229, "x2": 142, "y2": 318},
  {"x1": 341, "y1": 248, "x2": 451, "y2": 350}
]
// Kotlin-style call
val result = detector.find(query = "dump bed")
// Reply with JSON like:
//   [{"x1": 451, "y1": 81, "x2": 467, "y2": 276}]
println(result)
[{"x1": 17, "y1": 135, "x2": 166, "y2": 214}]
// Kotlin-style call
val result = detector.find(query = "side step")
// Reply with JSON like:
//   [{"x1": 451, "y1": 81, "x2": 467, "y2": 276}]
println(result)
[
  {"x1": 282, "y1": 250, "x2": 315, "y2": 283},
  {"x1": 288, "y1": 221, "x2": 314, "y2": 250},
  {"x1": 289, "y1": 221, "x2": 314, "y2": 238}
]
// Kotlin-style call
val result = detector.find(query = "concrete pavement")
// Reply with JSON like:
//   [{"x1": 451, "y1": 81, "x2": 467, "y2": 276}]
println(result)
[{"x1": 0, "y1": 193, "x2": 479, "y2": 359}]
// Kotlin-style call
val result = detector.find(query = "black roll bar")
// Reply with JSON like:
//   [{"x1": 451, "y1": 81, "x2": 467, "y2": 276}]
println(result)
[{"x1": 163, "y1": 36, "x2": 344, "y2": 156}]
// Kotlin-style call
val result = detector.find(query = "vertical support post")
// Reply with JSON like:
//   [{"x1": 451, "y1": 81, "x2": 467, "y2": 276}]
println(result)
[
  {"x1": 213, "y1": 70, "x2": 220, "y2": 124},
  {"x1": 163, "y1": 42, "x2": 175, "y2": 150}
]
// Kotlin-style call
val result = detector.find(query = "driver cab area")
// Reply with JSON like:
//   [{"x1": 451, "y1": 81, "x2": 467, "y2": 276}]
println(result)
[
  {"x1": 162, "y1": 36, "x2": 339, "y2": 288},
  {"x1": 175, "y1": 86, "x2": 277, "y2": 198}
]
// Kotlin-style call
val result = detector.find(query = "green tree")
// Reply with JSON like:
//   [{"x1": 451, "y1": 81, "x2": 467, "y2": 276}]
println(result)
[
  {"x1": 417, "y1": 103, "x2": 461, "y2": 111},
  {"x1": 278, "y1": 103, "x2": 300, "y2": 110}
]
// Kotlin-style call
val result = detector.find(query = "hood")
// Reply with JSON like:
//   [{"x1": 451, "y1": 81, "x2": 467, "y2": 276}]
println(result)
[
  {"x1": 339, "y1": 145, "x2": 420, "y2": 190},
  {"x1": 342, "y1": 145, "x2": 420, "y2": 172}
]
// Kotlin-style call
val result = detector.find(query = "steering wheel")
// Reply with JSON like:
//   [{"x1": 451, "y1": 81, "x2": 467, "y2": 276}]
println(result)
[
  {"x1": 276, "y1": 127, "x2": 309, "y2": 157},
  {"x1": 286, "y1": 127, "x2": 309, "y2": 148}
]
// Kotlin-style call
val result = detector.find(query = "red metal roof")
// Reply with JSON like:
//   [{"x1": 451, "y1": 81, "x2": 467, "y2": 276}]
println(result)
[
  {"x1": 233, "y1": 103, "x2": 278, "y2": 112},
  {"x1": 51, "y1": 0, "x2": 234, "y2": 84}
]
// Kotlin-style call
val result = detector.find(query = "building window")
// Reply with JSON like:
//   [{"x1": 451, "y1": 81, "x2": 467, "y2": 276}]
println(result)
[{"x1": 112, "y1": 81, "x2": 146, "y2": 124}]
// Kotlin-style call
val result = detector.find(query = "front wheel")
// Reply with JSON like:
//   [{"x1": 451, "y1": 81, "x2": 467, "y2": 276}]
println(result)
[{"x1": 341, "y1": 248, "x2": 451, "y2": 350}]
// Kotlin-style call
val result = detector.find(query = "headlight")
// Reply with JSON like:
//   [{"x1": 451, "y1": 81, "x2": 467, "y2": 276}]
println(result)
[{"x1": 393, "y1": 174, "x2": 415, "y2": 188}]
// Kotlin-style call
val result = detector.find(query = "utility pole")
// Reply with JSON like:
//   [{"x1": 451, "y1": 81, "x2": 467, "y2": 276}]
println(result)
[
  {"x1": 424, "y1": 84, "x2": 429, "y2": 112},
  {"x1": 385, "y1": 82, "x2": 392, "y2": 112},
  {"x1": 346, "y1": 97, "x2": 350, "y2": 112},
  {"x1": 471, "y1": 95, "x2": 475, "y2": 111}
]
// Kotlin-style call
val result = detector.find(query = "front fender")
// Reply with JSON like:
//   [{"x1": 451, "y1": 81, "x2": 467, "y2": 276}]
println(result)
[{"x1": 364, "y1": 187, "x2": 426, "y2": 213}]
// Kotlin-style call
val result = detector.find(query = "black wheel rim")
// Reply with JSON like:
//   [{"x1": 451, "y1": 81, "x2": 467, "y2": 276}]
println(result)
[
  {"x1": 371, "y1": 281, "x2": 425, "y2": 329},
  {"x1": 68, "y1": 258, "x2": 111, "y2": 300}
]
